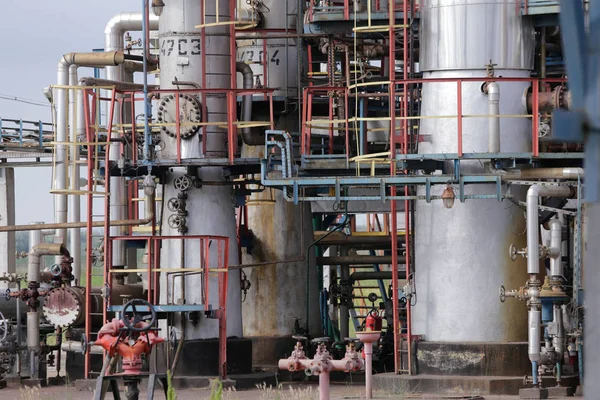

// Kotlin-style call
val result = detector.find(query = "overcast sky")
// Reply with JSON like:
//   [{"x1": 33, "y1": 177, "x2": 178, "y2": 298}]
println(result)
[{"x1": 0, "y1": 0, "x2": 140, "y2": 223}]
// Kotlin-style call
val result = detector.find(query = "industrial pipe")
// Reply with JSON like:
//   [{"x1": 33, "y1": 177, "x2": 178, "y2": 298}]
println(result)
[
  {"x1": 79, "y1": 77, "x2": 159, "y2": 91},
  {"x1": 485, "y1": 82, "x2": 500, "y2": 153},
  {"x1": 316, "y1": 255, "x2": 404, "y2": 265},
  {"x1": 526, "y1": 185, "x2": 572, "y2": 274},
  {"x1": 504, "y1": 168, "x2": 584, "y2": 181},
  {"x1": 313, "y1": 231, "x2": 405, "y2": 246},
  {"x1": 526, "y1": 86, "x2": 571, "y2": 113},
  {"x1": 0, "y1": 189, "x2": 155, "y2": 233},
  {"x1": 350, "y1": 271, "x2": 406, "y2": 282},
  {"x1": 549, "y1": 218, "x2": 562, "y2": 277},
  {"x1": 28, "y1": 243, "x2": 69, "y2": 284},
  {"x1": 105, "y1": 12, "x2": 158, "y2": 268},
  {"x1": 69, "y1": 67, "x2": 82, "y2": 283},
  {"x1": 61, "y1": 340, "x2": 104, "y2": 355},
  {"x1": 105, "y1": 12, "x2": 159, "y2": 82},
  {"x1": 55, "y1": 51, "x2": 127, "y2": 266},
  {"x1": 237, "y1": 62, "x2": 260, "y2": 145}
]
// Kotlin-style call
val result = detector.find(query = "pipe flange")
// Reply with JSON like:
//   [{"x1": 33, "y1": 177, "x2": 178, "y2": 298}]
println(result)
[
  {"x1": 157, "y1": 94, "x2": 202, "y2": 140},
  {"x1": 50, "y1": 264, "x2": 63, "y2": 277},
  {"x1": 43, "y1": 287, "x2": 84, "y2": 328}
]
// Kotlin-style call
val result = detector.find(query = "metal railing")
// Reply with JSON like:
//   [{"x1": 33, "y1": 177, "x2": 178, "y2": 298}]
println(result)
[
  {"x1": 301, "y1": 77, "x2": 569, "y2": 160},
  {"x1": 0, "y1": 118, "x2": 52, "y2": 150}
]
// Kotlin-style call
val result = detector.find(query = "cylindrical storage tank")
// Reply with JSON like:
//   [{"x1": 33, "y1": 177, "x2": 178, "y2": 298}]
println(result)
[
  {"x1": 236, "y1": 0, "x2": 298, "y2": 99},
  {"x1": 157, "y1": 0, "x2": 242, "y2": 341},
  {"x1": 413, "y1": 0, "x2": 534, "y2": 342},
  {"x1": 240, "y1": 145, "x2": 320, "y2": 366},
  {"x1": 157, "y1": 0, "x2": 230, "y2": 160}
]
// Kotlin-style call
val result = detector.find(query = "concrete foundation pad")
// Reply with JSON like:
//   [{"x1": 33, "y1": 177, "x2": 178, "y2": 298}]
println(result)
[
  {"x1": 4, "y1": 376, "x2": 23, "y2": 388},
  {"x1": 47, "y1": 376, "x2": 67, "y2": 386},
  {"x1": 75, "y1": 379, "x2": 98, "y2": 392},
  {"x1": 172, "y1": 372, "x2": 276, "y2": 390},
  {"x1": 519, "y1": 387, "x2": 549, "y2": 399},
  {"x1": 372, "y1": 373, "x2": 579, "y2": 396},
  {"x1": 546, "y1": 385, "x2": 575, "y2": 397},
  {"x1": 22, "y1": 378, "x2": 45, "y2": 388}
]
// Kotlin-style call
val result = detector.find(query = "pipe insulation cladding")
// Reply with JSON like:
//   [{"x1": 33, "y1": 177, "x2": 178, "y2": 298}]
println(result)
[
  {"x1": 413, "y1": 0, "x2": 535, "y2": 342},
  {"x1": 104, "y1": 12, "x2": 159, "y2": 269},
  {"x1": 158, "y1": 0, "x2": 242, "y2": 339}
]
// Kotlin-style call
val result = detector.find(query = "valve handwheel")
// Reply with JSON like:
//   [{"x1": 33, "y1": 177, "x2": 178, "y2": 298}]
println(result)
[
  {"x1": 499, "y1": 285, "x2": 506, "y2": 303},
  {"x1": 173, "y1": 175, "x2": 193, "y2": 192},
  {"x1": 122, "y1": 299, "x2": 157, "y2": 332},
  {"x1": 0, "y1": 311, "x2": 8, "y2": 343},
  {"x1": 509, "y1": 244, "x2": 518, "y2": 262},
  {"x1": 80, "y1": 333, "x2": 88, "y2": 355},
  {"x1": 311, "y1": 337, "x2": 331, "y2": 344}
]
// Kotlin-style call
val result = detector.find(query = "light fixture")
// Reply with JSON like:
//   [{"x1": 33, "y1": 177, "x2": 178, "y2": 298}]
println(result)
[
  {"x1": 152, "y1": 0, "x2": 165, "y2": 17},
  {"x1": 441, "y1": 185, "x2": 455, "y2": 209}
]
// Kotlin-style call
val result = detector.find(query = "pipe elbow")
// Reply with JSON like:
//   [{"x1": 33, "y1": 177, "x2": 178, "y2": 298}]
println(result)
[
  {"x1": 486, "y1": 82, "x2": 500, "y2": 100},
  {"x1": 105, "y1": 12, "x2": 159, "y2": 35},
  {"x1": 527, "y1": 184, "x2": 541, "y2": 200}
]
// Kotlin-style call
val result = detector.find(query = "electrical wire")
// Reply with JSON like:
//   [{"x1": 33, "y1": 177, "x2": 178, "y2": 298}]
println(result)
[{"x1": 0, "y1": 93, "x2": 50, "y2": 108}]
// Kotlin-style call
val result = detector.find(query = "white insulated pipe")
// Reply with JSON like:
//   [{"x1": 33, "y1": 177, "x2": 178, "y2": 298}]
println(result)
[
  {"x1": 553, "y1": 305, "x2": 564, "y2": 355},
  {"x1": 27, "y1": 312, "x2": 40, "y2": 352},
  {"x1": 105, "y1": 12, "x2": 159, "y2": 267},
  {"x1": 69, "y1": 67, "x2": 81, "y2": 282},
  {"x1": 526, "y1": 185, "x2": 572, "y2": 274},
  {"x1": 528, "y1": 309, "x2": 541, "y2": 362},
  {"x1": 486, "y1": 82, "x2": 500, "y2": 153},
  {"x1": 55, "y1": 51, "x2": 126, "y2": 252},
  {"x1": 549, "y1": 218, "x2": 563, "y2": 277}
]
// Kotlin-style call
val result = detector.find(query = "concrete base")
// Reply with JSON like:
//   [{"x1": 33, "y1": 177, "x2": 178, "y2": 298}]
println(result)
[
  {"x1": 172, "y1": 372, "x2": 275, "y2": 390},
  {"x1": 22, "y1": 378, "x2": 45, "y2": 388},
  {"x1": 546, "y1": 385, "x2": 575, "y2": 397},
  {"x1": 76, "y1": 372, "x2": 276, "y2": 391},
  {"x1": 250, "y1": 336, "x2": 297, "y2": 367},
  {"x1": 153, "y1": 337, "x2": 253, "y2": 376},
  {"x1": 415, "y1": 341, "x2": 531, "y2": 376},
  {"x1": 372, "y1": 373, "x2": 579, "y2": 396},
  {"x1": 47, "y1": 376, "x2": 67, "y2": 386},
  {"x1": 519, "y1": 387, "x2": 549, "y2": 399}
]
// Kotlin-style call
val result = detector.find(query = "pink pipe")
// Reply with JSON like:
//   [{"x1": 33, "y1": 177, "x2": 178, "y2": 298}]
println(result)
[
  {"x1": 363, "y1": 342, "x2": 374, "y2": 399},
  {"x1": 319, "y1": 370, "x2": 330, "y2": 400},
  {"x1": 278, "y1": 342, "x2": 364, "y2": 400}
]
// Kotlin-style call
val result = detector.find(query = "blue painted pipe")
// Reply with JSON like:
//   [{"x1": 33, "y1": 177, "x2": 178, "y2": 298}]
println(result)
[
  {"x1": 142, "y1": 0, "x2": 152, "y2": 166},
  {"x1": 532, "y1": 361, "x2": 538, "y2": 386}
]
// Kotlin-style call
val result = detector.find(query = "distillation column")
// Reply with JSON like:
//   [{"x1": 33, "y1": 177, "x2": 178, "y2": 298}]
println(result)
[
  {"x1": 413, "y1": 0, "x2": 534, "y2": 347},
  {"x1": 157, "y1": 0, "x2": 244, "y2": 374},
  {"x1": 237, "y1": 0, "x2": 319, "y2": 366}
]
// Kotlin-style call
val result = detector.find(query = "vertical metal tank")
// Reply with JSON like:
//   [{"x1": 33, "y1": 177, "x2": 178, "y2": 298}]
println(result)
[
  {"x1": 158, "y1": 0, "x2": 242, "y2": 340},
  {"x1": 413, "y1": 0, "x2": 535, "y2": 341},
  {"x1": 240, "y1": 145, "x2": 320, "y2": 366},
  {"x1": 236, "y1": 0, "x2": 298, "y2": 98},
  {"x1": 237, "y1": 0, "x2": 319, "y2": 365}
]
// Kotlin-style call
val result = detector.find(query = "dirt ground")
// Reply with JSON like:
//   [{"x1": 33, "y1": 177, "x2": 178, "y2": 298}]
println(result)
[{"x1": 3, "y1": 382, "x2": 582, "y2": 400}]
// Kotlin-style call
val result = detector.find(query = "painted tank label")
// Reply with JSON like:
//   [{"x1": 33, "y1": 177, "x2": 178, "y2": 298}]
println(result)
[{"x1": 160, "y1": 38, "x2": 201, "y2": 57}]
